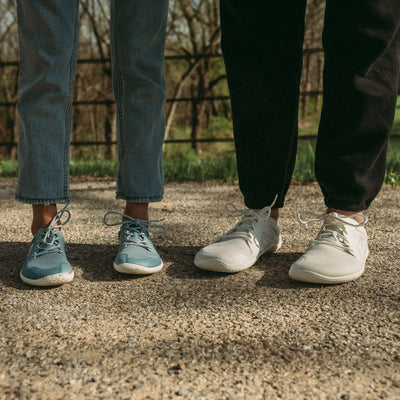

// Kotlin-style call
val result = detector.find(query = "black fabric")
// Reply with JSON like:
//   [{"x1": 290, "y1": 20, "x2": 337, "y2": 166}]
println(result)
[{"x1": 220, "y1": 0, "x2": 400, "y2": 211}]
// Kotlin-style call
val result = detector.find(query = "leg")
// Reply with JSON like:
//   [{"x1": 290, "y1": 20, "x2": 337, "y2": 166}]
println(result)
[
  {"x1": 316, "y1": 0, "x2": 400, "y2": 212},
  {"x1": 195, "y1": 0, "x2": 307, "y2": 273},
  {"x1": 124, "y1": 202, "x2": 149, "y2": 221},
  {"x1": 15, "y1": 0, "x2": 79, "y2": 286},
  {"x1": 106, "y1": 0, "x2": 168, "y2": 275},
  {"x1": 220, "y1": 0, "x2": 307, "y2": 209},
  {"x1": 32, "y1": 204, "x2": 58, "y2": 235},
  {"x1": 15, "y1": 0, "x2": 79, "y2": 205},
  {"x1": 290, "y1": 0, "x2": 400, "y2": 284},
  {"x1": 111, "y1": 0, "x2": 168, "y2": 205}
]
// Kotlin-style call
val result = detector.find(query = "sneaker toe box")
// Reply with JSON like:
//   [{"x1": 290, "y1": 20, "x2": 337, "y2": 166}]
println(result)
[
  {"x1": 22, "y1": 256, "x2": 72, "y2": 280},
  {"x1": 194, "y1": 244, "x2": 255, "y2": 273},
  {"x1": 115, "y1": 251, "x2": 162, "y2": 269},
  {"x1": 289, "y1": 246, "x2": 365, "y2": 284}
]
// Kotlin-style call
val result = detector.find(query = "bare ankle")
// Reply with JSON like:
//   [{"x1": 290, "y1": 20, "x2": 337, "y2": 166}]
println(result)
[
  {"x1": 31, "y1": 204, "x2": 58, "y2": 235},
  {"x1": 270, "y1": 208, "x2": 279, "y2": 221},
  {"x1": 327, "y1": 208, "x2": 364, "y2": 224},
  {"x1": 124, "y1": 202, "x2": 149, "y2": 221}
]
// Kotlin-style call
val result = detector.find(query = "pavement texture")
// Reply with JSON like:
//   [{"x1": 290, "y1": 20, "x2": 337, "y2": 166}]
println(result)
[{"x1": 0, "y1": 177, "x2": 399, "y2": 400}]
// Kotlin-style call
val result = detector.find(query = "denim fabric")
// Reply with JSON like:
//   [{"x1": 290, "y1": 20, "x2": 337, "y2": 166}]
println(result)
[
  {"x1": 220, "y1": 0, "x2": 400, "y2": 211},
  {"x1": 15, "y1": 0, "x2": 168, "y2": 204}
]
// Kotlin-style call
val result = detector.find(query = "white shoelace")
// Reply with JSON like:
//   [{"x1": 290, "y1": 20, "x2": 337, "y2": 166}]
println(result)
[
  {"x1": 214, "y1": 195, "x2": 278, "y2": 246},
  {"x1": 297, "y1": 211, "x2": 367, "y2": 255}
]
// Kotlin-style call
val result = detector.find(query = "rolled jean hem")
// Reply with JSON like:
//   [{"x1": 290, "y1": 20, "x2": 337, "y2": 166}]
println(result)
[
  {"x1": 115, "y1": 194, "x2": 163, "y2": 203},
  {"x1": 15, "y1": 195, "x2": 69, "y2": 205}
]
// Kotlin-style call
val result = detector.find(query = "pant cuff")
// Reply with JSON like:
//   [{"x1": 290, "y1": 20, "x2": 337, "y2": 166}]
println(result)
[
  {"x1": 115, "y1": 194, "x2": 163, "y2": 203},
  {"x1": 15, "y1": 195, "x2": 69, "y2": 205}
]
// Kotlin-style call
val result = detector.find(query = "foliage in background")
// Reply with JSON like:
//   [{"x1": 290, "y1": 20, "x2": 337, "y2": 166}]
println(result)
[
  {"x1": 0, "y1": 0, "x2": 331, "y2": 160},
  {"x1": 2, "y1": 140, "x2": 400, "y2": 185},
  {"x1": 0, "y1": 0, "x2": 399, "y2": 187}
]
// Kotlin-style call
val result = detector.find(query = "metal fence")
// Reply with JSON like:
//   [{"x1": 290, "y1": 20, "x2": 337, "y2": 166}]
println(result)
[{"x1": 0, "y1": 49, "x2": 399, "y2": 149}]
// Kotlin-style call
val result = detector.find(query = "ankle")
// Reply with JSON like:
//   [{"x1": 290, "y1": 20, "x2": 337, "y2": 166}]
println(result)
[
  {"x1": 124, "y1": 202, "x2": 149, "y2": 221},
  {"x1": 31, "y1": 204, "x2": 58, "y2": 235},
  {"x1": 270, "y1": 208, "x2": 279, "y2": 221},
  {"x1": 327, "y1": 208, "x2": 364, "y2": 224},
  {"x1": 252, "y1": 207, "x2": 279, "y2": 220}
]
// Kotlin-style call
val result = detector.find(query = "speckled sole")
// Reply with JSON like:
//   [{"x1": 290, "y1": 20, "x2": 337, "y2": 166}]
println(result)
[
  {"x1": 113, "y1": 262, "x2": 163, "y2": 275},
  {"x1": 20, "y1": 271, "x2": 74, "y2": 287}
]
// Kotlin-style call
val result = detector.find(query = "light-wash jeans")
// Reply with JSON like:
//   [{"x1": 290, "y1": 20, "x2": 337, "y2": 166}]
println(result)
[{"x1": 15, "y1": 0, "x2": 168, "y2": 204}]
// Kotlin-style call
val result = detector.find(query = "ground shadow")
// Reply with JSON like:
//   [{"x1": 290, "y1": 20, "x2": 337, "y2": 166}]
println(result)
[
  {"x1": 0, "y1": 241, "x2": 142, "y2": 289},
  {"x1": 0, "y1": 242, "x2": 208, "y2": 288},
  {"x1": 254, "y1": 251, "x2": 322, "y2": 289},
  {"x1": 164, "y1": 247, "x2": 320, "y2": 289},
  {"x1": 162, "y1": 245, "x2": 230, "y2": 280},
  {"x1": 75, "y1": 244, "x2": 212, "y2": 283},
  {"x1": 0, "y1": 241, "x2": 30, "y2": 290},
  {"x1": 0, "y1": 241, "x2": 319, "y2": 290}
]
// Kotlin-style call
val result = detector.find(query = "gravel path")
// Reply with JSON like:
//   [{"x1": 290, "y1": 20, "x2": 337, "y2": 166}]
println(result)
[{"x1": 0, "y1": 178, "x2": 399, "y2": 400}]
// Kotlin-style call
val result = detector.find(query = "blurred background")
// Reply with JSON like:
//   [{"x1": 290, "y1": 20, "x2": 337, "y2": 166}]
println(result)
[{"x1": 0, "y1": 0, "x2": 399, "y2": 183}]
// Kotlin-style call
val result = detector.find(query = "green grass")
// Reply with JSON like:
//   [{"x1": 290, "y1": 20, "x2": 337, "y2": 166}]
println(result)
[
  {"x1": 385, "y1": 137, "x2": 400, "y2": 185},
  {"x1": 164, "y1": 154, "x2": 237, "y2": 183},
  {"x1": 0, "y1": 160, "x2": 18, "y2": 177},
  {"x1": 392, "y1": 98, "x2": 400, "y2": 136},
  {"x1": 2, "y1": 140, "x2": 400, "y2": 185},
  {"x1": 293, "y1": 142, "x2": 316, "y2": 182},
  {"x1": 70, "y1": 160, "x2": 117, "y2": 177}
]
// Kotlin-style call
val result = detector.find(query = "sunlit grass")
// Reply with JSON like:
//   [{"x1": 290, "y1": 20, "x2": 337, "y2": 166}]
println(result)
[{"x1": 1, "y1": 140, "x2": 400, "y2": 185}]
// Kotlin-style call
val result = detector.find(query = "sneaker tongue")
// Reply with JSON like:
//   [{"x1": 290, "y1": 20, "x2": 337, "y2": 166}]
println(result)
[
  {"x1": 235, "y1": 218, "x2": 256, "y2": 232},
  {"x1": 125, "y1": 222, "x2": 149, "y2": 237},
  {"x1": 329, "y1": 212, "x2": 358, "y2": 225}
]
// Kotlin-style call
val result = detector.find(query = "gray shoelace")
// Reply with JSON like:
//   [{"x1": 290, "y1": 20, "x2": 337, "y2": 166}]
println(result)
[
  {"x1": 103, "y1": 211, "x2": 165, "y2": 250},
  {"x1": 33, "y1": 203, "x2": 71, "y2": 258}
]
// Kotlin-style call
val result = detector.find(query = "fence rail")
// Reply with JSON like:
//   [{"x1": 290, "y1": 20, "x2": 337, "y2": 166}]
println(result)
[
  {"x1": 0, "y1": 48, "x2": 325, "y2": 67},
  {"x1": 1, "y1": 49, "x2": 399, "y2": 149},
  {"x1": 2, "y1": 133, "x2": 400, "y2": 149},
  {"x1": 0, "y1": 92, "x2": 332, "y2": 108}
]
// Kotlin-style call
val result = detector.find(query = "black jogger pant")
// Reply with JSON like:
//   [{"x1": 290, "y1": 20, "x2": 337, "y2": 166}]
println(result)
[{"x1": 220, "y1": 0, "x2": 400, "y2": 211}]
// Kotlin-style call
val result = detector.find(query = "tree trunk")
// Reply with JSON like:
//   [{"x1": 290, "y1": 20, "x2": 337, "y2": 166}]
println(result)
[
  {"x1": 301, "y1": 53, "x2": 311, "y2": 120},
  {"x1": 6, "y1": 106, "x2": 17, "y2": 159},
  {"x1": 191, "y1": 100, "x2": 206, "y2": 154},
  {"x1": 190, "y1": 61, "x2": 210, "y2": 155},
  {"x1": 315, "y1": 56, "x2": 322, "y2": 112},
  {"x1": 104, "y1": 103, "x2": 114, "y2": 160}
]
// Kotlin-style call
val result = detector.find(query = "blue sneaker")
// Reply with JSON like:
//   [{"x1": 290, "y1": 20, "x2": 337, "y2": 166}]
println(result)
[
  {"x1": 104, "y1": 212, "x2": 165, "y2": 275},
  {"x1": 20, "y1": 204, "x2": 74, "y2": 287}
]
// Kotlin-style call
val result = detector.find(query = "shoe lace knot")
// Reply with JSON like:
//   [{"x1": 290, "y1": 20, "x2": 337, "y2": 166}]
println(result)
[
  {"x1": 103, "y1": 211, "x2": 165, "y2": 251},
  {"x1": 216, "y1": 195, "x2": 278, "y2": 245},
  {"x1": 297, "y1": 211, "x2": 367, "y2": 255},
  {"x1": 33, "y1": 204, "x2": 71, "y2": 258}
]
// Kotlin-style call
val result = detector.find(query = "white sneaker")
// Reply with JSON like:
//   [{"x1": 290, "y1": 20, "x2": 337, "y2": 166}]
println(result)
[
  {"x1": 194, "y1": 202, "x2": 282, "y2": 273},
  {"x1": 289, "y1": 212, "x2": 369, "y2": 284}
]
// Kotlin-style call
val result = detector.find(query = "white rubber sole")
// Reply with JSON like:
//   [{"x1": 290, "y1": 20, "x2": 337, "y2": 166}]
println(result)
[
  {"x1": 194, "y1": 257, "x2": 257, "y2": 273},
  {"x1": 20, "y1": 271, "x2": 74, "y2": 287},
  {"x1": 288, "y1": 267, "x2": 364, "y2": 284},
  {"x1": 113, "y1": 262, "x2": 163, "y2": 275},
  {"x1": 194, "y1": 239, "x2": 282, "y2": 273}
]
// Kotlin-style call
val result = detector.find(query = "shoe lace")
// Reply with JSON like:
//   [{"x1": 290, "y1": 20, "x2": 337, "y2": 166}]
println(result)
[
  {"x1": 103, "y1": 211, "x2": 165, "y2": 251},
  {"x1": 215, "y1": 195, "x2": 278, "y2": 246},
  {"x1": 297, "y1": 211, "x2": 367, "y2": 255},
  {"x1": 33, "y1": 203, "x2": 71, "y2": 258}
]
